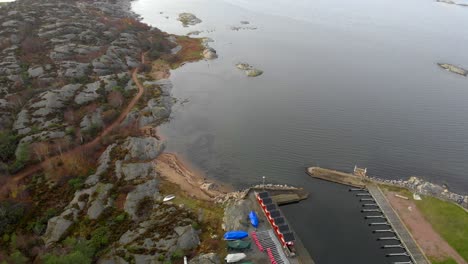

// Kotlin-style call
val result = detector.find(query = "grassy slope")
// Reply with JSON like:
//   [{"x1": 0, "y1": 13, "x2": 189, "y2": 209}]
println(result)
[
  {"x1": 430, "y1": 257, "x2": 457, "y2": 264},
  {"x1": 416, "y1": 195, "x2": 468, "y2": 262},
  {"x1": 380, "y1": 185, "x2": 468, "y2": 263}
]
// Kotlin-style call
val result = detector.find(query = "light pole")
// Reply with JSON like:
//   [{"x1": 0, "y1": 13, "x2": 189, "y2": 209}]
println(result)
[{"x1": 262, "y1": 176, "x2": 266, "y2": 189}]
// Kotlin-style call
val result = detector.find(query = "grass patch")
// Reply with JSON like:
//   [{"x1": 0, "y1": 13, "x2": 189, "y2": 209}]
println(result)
[
  {"x1": 429, "y1": 257, "x2": 457, "y2": 264},
  {"x1": 380, "y1": 184, "x2": 468, "y2": 262},
  {"x1": 416, "y1": 196, "x2": 468, "y2": 262},
  {"x1": 170, "y1": 36, "x2": 204, "y2": 68}
]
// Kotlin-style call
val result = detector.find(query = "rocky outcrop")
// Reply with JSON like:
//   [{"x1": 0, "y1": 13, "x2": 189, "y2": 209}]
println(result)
[
  {"x1": 80, "y1": 107, "x2": 103, "y2": 131},
  {"x1": 87, "y1": 183, "x2": 114, "y2": 219},
  {"x1": 175, "y1": 225, "x2": 200, "y2": 250},
  {"x1": 124, "y1": 179, "x2": 159, "y2": 220},
  {"x1": 203, "y1": 48, "x2": 217, "y2": 60},
  {"x1": 122, "y1": 137, "x2": 165, "y2": 161},
  {"x1": 177, "y1": 13, "x2": 202, "y2": 27},
  {"x1": 85, "y1": 143, "x2": 116, "y2": 186},
  {"x1": 43, "y1": 216, "x2": 74, "y2": 246},
  {"x1": 371, "y1": 176, "x2": 468, "y2": 209},
  {"x1": 189, "y1": 253, "x2": 221, "y2": 264},
  {"x1": 236, "y1": 63, "x2": 263, "y2": 77},
  {"x1": 117, "y1": 162, "x2": 156, "y2": 181}
]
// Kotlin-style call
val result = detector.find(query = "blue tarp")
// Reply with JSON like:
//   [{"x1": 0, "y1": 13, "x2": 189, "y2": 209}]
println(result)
[
  {"x1": 224, "y1": 231, "x2": 249, "y2": 240},
  {"x1": 249, "y1": 211, "x2": 259, "y2": 228}
]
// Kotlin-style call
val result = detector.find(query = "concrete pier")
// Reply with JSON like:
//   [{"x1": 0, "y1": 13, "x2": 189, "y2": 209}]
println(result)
[
  {"x1": 306, "y1": 166, "x2": 430, "y2": 264},
  {"x1": 368, "y1": 185, "x2": 429, "y2": 264},
  {"x1": 306, "y1": 167, "x2": 367, "y2": 188}
]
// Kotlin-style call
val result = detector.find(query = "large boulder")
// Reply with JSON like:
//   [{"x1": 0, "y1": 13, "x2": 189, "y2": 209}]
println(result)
[
  {"x1": 87, "y1": 183, "x2": 114, "y2": 219},
  {"x1": 189, "y1": 253, "x2": 221, "y2": 264},
  {"x1": 43, "y1": 216, "x2": 73, "y2": 245},
  {"x1": 85, "y1": 144, "x2": 116, "y2": 186},
  {"x1": 74, "y1": 81, "x2": 101, "y2": 105},
  {"x1": 124, "y1": 179, "x2": 159, "y2": 220},
  {"x1": 203, "y1": 48, "x2": 217, "y2": 60},
  {"x1": 80, "y1": 107, "x2": 103, "y2": 131},
  {"x1": 175, "y1": 225, "x2": 200, "y2": 250},
  {"x1": 28, "y1": 66, "x2": 44, "y2": 78}
]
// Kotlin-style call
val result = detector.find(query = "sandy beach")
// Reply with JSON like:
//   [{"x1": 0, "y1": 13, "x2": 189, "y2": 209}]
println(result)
[{"x1": 154, "y1": 153, "x2": 231, "y2": 201}]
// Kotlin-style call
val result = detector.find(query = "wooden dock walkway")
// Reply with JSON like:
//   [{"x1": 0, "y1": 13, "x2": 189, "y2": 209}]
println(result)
[{"x1": 367, "y1": 185, "x2": 430, "y2": 264}]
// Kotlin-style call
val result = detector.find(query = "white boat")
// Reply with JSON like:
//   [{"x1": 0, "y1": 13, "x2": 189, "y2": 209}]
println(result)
[
  {"x1": 225, "y1": 253, "x2": 246, "y2": 263},
  {"x1": 163, "y1": 194, "x2": 175, "y2": 202}
]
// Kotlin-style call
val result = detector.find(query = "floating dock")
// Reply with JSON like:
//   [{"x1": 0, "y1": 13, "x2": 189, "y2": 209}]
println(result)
[{"x1": 307, "y1": 166, "x2": 430, "y2": 264}]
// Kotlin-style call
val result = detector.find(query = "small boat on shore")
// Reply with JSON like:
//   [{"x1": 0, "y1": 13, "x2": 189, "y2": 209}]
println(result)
[
  {"x1": 163, "y1": 194, "x2": 175, "y2": 202},
  {"x1": 224, "y1": 231, "x2": 249, "y2": 240},
  {"x1": 225, "y1": 253, "x2": 247, "y2": 263}
]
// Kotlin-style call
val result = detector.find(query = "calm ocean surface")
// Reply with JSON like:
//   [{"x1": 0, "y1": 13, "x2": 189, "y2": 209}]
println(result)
[{"x1": 133, "y1": 0, "x2": 468, "y2": 262}]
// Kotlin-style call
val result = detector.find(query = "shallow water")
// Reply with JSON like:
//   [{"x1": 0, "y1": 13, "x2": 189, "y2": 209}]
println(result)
[{"x1": 133, "y1": 0, "x2": 468, "y2": 262}]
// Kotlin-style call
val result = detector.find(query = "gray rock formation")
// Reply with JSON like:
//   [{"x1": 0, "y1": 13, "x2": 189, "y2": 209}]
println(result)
[
  {"x1": 87, "y1": 183, "x2": 114, "y2": 219},
  {"x1": 189, "y1": 253, "x2": 221, "y2": 264},
  {"x1": 74, "y1": 81, "x2": 101, "y2": 105},
  {"x1": 236, "y1": 63, "x2": 263, "y2": 77},
  {"x1": 122, "y1": 137, "x2": 165, "y2": 161},
  {"x1": 28, "y1": 66, "x2": 44, "y2": 78},
  {"x1": 124, "y1": 179, "x2": 159, "y2": 220},
  {"x1": 203, "y1": 48, "x2": 217, "y2": 60},
  {"x1": 119, "y1": 162, "x2": 156, "y2": 181},
  {"x1": 43, "y1": 216, "x2": 73, "y2": 245},
  {"x1": 85, "y1": 144, "x2": 116, "y2": 186},
  {"x1": 80, "y1": 107, "x2": 103, "y2": 131},
  {"x1": 175, "y1": 225, "x2": 200, "y2": 250}
]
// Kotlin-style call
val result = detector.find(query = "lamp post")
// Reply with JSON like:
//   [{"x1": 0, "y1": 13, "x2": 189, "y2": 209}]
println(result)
[{"x1": 262, "y1": 176, "x2": 266, "y2": 189}]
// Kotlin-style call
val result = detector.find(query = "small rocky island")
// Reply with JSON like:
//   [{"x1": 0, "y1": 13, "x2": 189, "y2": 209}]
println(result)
[
  {"x1": 437, "y1": 63, "x2": 468, "y2": 76},
  {"x1": 177, "y1": 13, "x2": 202, "y2": 27},
  {"x1": 236, "y1": 63, "x2": 263, "y2": 77}
]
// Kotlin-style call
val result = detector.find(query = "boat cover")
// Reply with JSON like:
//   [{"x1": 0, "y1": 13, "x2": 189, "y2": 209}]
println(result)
[
  {"x1": 249, "y1": 211, "x2": 259, "y2": 228},
  {"x1": 225, "y1": 253, "x2": 247, "y2": 263},
  {"x1": 224, "y1": 231, "x2": 249, "y2": 240},
  {"x1": 227, "y1": 240, "x2": 251, "y2": 250}
]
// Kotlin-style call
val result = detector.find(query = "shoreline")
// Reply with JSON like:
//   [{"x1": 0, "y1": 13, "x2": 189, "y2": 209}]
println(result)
[
  {"x1": 307, "y1": 166, "x2": 468, "y2": 209},
  {"x1": 154, "y1": 152, "x2": 232, "y2": 201}
]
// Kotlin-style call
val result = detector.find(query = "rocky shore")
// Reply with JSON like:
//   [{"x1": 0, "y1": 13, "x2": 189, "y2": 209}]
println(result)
[
  {"x1": 0, "y1": 0, "x2": 224, "y2": 263},
  {"x1": 177, "y1": 13, "x2": 202, "y2": 27},
  {"x1": 236, "y1": 63, "x2": 263, "y2": 77},
  {"x1": 370, "y1": 176, "x2": 468, "y2": 209}
]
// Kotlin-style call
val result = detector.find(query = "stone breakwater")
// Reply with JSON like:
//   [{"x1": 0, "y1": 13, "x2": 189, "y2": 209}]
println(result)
[
  {"x1": 370, "y1": 176, "x2": 468, "y2": 209},
  {"x1": 214, "y1": 184, "x2": 303, "y2": 204}
]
